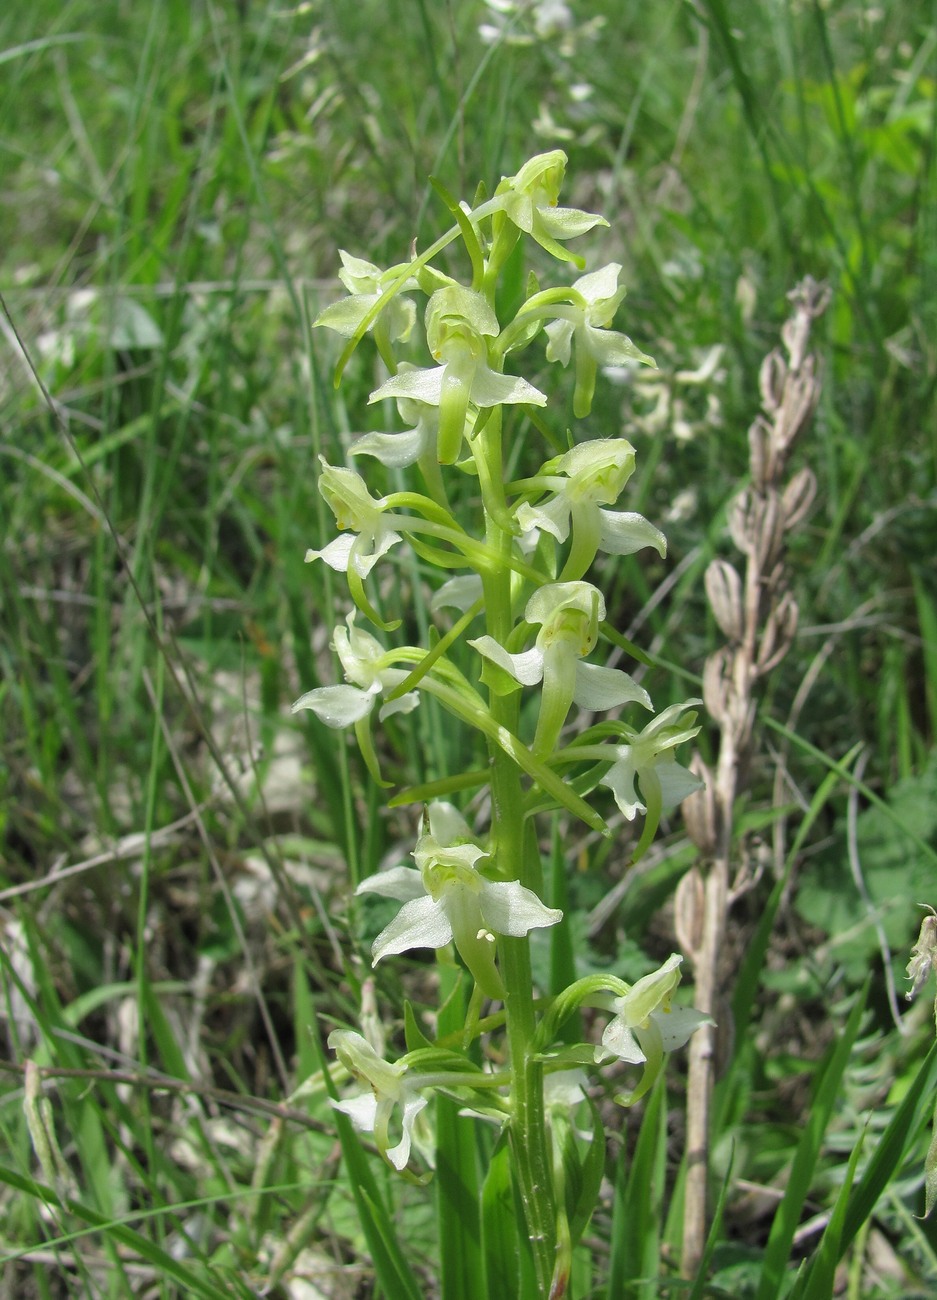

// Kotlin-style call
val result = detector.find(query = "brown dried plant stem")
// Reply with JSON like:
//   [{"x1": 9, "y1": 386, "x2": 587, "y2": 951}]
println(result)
[{"x1": 679, "y1": 279, "x2": 829, "y2": 1277}]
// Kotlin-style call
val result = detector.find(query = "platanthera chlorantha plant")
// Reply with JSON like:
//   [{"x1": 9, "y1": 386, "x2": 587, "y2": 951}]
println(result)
[{"x1": 294, "y1": 151, "x2": 710, "y2": 1299}]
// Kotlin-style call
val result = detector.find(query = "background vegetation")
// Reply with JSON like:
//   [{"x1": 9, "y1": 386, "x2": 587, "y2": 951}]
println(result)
[{"x1": 1, "y1": 0, "x2": 935, "y2": 1295}]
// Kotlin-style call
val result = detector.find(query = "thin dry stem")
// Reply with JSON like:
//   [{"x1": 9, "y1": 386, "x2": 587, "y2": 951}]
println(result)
[{"x1": 681, "y1": 278, "x2": 829, "y2": 1278}]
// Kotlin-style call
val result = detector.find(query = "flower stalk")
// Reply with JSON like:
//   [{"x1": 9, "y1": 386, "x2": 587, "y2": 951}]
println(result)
[{"x1": 297, "y1": 151, "x2": 709, "y2": 1298}]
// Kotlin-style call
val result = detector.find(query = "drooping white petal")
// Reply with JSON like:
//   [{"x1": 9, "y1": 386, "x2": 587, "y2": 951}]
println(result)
[
  {"x1": 291, "y1": 684, "x2": 377, "y2": 728},
  {"x1": 597, "y1": 511, "x2": 667, "y2": 558},
  {"x1": 573, "y1": 661, "x2": 653, "y2": 712},
  {"x1": 356, "y1": 865, "x2": 426, "y2": 903},
  {"x1": 469, "y1": 635, "x2": 545, "y2": 687},
  {"x1": 477, "y1": 879, "x2": 562, "y2": 936},
  {"x1": 516, "y1": 494, "x2": 572, "y2": 542},
  {"x1": 654, "y1": 758, "x2": 705, "y2": 810},
  {"x1": 350, "y1": 426, "x2": 429, "y2": 468},
  {"x1": 598, "y1": 1019, "x2": 646, "y2": 1065},
  {"x1": 370, "y1": 365, "x2": 447, "y2": 407},
  {"x1": 390, "y1": 1093, "x2": 430, "y2": 1170},
  {"x1": 468, "y1": 366, "x2": 547, "y2": 408},
  {"x1": 544, "y1": 318, "x2": 574, "y2": 366},
  {"x1": 600, "y1": 752, "x2": 644, "y2": 819},
  {"x1": 370, "y1": 894, "x2": 454, "y2": 964}
]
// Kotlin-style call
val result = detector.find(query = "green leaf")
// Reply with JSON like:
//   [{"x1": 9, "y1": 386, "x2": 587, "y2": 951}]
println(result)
[
  {"x1": 609, "y1": 1075, "x2": 667, "y2": 1299},
  {"x1": 566, "y1": 1096, "x2": 606, "y2": 1249},
  {"x1": 435, "y1": 965, "x2": 485, "y2": 1300},
  {"x1": 793, "y1": 1126, "x2": 866, "y2": 1300},
  {"x1": 840, "y1": 1038, "x2": 937, "y2": 1250},
  {"x1": 753, "y1": 983, "x2": 868, "y2": 1300},
  {"x1": 482, "y1": 1139, "x2": 522, "y2": 1300}
]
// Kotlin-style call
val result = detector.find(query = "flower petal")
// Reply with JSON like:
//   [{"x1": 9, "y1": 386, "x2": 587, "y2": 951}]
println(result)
[
  {"x1": 469, "y1": 366, "x2": 548, "y2": 409},
  {"x1": 573, "y1": 661, "x2": 653, "y2": 712},
  {"x1": 653, "y1": 1005, "x2": 713, "y2": 1053},
  {"x1": 478, "y1": 879, "x2": 563, "y2": 936},
  {"x1": 599, "y1": 1019, "x2": 646, "y2": 1065},
  {"x1": 654, "y1": 758, "x2": 705, "y2": 809},
  {"x1": 388, "y1": 1093, "x2": 429, "y2": 1170},
  {"x1": 600, "y1": 752, "x2": 644, "y2": 819},
  {"x1": 469, "y1": 636, "x2": 545, "y2": 687},
  {"x1": 370, "y1": 895, "x2": 454, "y2": 964},
  {"x1": 356, "y1": 865, "x2": 425, "y2": 902},
  {"x1": 370, "y1": 365, "x2": 446, "y2": 407},
  {"x1": 305, "y1": 535, "x2": 355, "y2": 572},
  {"x1": 291, "y1": 684, "x2": 376, "y2": 727},
  {"x1": 350, "y1": 426, "x2": 429, "y2": 469},
  {"x1": 598, "y1": 510, "x2": 667, "y2": 558}
]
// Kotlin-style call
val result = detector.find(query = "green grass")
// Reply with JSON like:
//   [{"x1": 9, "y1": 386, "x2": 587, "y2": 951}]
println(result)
[{"x1": 1, "y1": 0, "x2": 936, "y2": 1295}]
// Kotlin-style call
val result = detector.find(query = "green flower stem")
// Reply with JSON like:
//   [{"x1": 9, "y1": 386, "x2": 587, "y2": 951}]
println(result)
[{"x1": 483, "y1": 518, "x2": 558, "y2": 1297}]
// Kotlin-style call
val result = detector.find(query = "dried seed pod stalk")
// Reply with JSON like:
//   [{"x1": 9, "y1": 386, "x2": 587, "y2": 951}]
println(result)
[{"x1": 681, "y1": 277, "x2": 829, "y2": 1277}]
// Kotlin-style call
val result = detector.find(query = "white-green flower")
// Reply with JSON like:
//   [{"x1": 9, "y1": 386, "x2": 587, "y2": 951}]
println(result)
[
  {"x1": 543, "y1": 264, "x2": 654, "y2": 417},
  {"x1": 357, "y1": 802, "x2": 561, "y2": 999},
  {"x1": 369, "y1": 286, "x2": 546, "y2": 463},
  {"x1": 574, "y1": 699, "x2": 703, "y2": 820},
  {"x1": 470, "y1": 581, "x2": 651, "y2": 755},
  {"x1": 290, "y1": 612, "x2": 419, "y2": 728},
  {"x1": 328, "y1": 1029, "x2": 429, "y2": 1172},
  {"x1": 490, "y1": 150, "x2": 607, "y2": 263},
  {"x1": 306, "y1": 457, "x2": 402, "y2": 578},
  {"x1": 592, "y1": 955, "x2": 711, "y2": 1103},
  {"x1": 314, "y1": 251, "x2": 417, "y2": 363},
  {"x1": 516, "y1": 439, "x2": 667, "y2": 579}
]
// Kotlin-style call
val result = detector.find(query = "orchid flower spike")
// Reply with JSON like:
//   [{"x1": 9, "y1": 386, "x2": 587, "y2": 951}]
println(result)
[
  {"x1": 356, "y1": 802, "x2": 561, "y2": 999},
  {"x1": 542, "y1": 263, "x2": 654, "y2": 417},
  {"x1": 516, "y1": 438, "x2": 667, "y2": 580},
  {"x1": 470, "y1": 581, "x2": 652, "y2": 756},
  {"x1": 369, "y1": 285, "x2": 546, "y2": 464},
  {"x1": 593, "y1": 954, "x2": 712, "y2": 1104},
  {"x1": 328, "y1": 1029, "x2": 430, "y2": 1172},
  {"x1": 290, "y1": 611, "x2": 419, "y2": 728}
]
